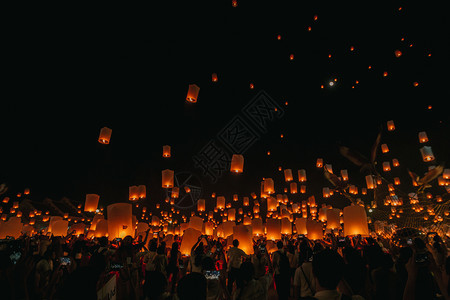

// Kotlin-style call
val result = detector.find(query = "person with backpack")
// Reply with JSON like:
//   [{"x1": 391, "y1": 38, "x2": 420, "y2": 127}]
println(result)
[{"x1": 272, "y1": 240, "x2": 291, "y2": 300}]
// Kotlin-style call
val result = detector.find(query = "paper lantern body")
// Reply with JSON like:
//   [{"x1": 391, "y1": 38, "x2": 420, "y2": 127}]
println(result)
[
  {"x1": 387, "y1": 120, "x2": 395, "y2": 131},
  {"x1": 343, "y1": 205, "x2": 369, "y2": 236},
  {"x1": 284, "y1": 169, "x2": 293, "y2": 182},
  {"x1": 197, "y1": 199, "x2": 205, "y2": 212},
  {"x1": 281, "y1": 217, "x2": 292, "y2": 235},
  {"x1": 222, "y1": 221, "x2": 235, "y2": 238},
  {"x1": 263, "y1": 178, "x2": 274, "y2": 194},
  {"x1": 251, "y1": 218, "x2": 264, "y2": 236},
  {"x1": 84, "y1": 194, "x2": 100, "y2": 212},
  {"x1": 216, "y1": 196, "x2": 226, "y2": 210},
  {"x1": 0, "y1": 217, "x2": 23, "y2": 239},
  {"x1": 152, "y1": 216, "x2": 160, "y2": 227},
  {"x1": 180, "y1": 228, "x2": 202, "y2": 255},
  {"x1": 233, "y1": 225, "x2": 253, "y2": 254},
  {"x1": 266, "y1": 218, "x2": 281, "y2": 240},
  {"x1": 98, "y1": 127, "x2": 112, "y2": 144},
  {"x1": 326, "y1": 208, "x2": 341, "y2": 229},
  {"x1": 48, "y1": 216, "x2": 63, "y2": 233},
  {"x1": 70, "y1": 223, "x2": 86, "y2": 236},
  {"x1": 204, "y1": 221, "x2": 214, "y2": 236},
  {"x1": 290, "y1": 182, "x2": 297, "y2": 194},
  {"x1": 186, "y1": 84, "x2": 200, "y2": 103},
  {"x1": 295, "y1": 218, "x2": 307, "y2": 235},
  {"x1": 318, "y1": 207, "x2": 328, "y2": 222},
  {"x1": 189, "y1": 216, "x2": 203, "y2": 232},
  {"x1": 365, "y1": 175, "x2": 375, "y2": 189},
  {"x1": 298, "y1": 169, "x2": 307, "y2": 182},
  {"x1": 306, "y1": 219, "x2": 323, "y2": 240},
  {"x1": 163, "y1": 145, "x2": 171, "y2": 157},
  {"x1": 90, "y1": 214, "x2": 104, "y2": 231},
  {"x1": 162, "y1": 169, "x2": 174, "y2": 188},
  {"x1": 52, "y1": 220, "x2": 69, "y2": 237},
  {"x1": 227, "y1": 208, "x2": 236, "y2": 222},
  {"x1": 107, "y1": 203, "x2": 133, "y2": 240},
  {"x1": 230, "y1": 154, "x2": 244, "y2": 173},
  {"x1": 137, "y1": 185, "x2": 146, "y2": 199},
  {"x1": 267, "y1": 196, "x2": 277, "y2": 212},
  {"x1": 420, "y1": 146, "x2": 435, "y2": 162},
  {"x1": 129, "y1": 186, "x2": 139, "y2": 201},
  {"x1": 418, "y1": 131, "x2": 428, "y2": 143}
]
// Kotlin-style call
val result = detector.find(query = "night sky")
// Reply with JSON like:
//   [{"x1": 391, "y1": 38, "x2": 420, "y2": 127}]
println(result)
[{"x1": 2, "y1": 2, "x2": 449, "y2": 221}]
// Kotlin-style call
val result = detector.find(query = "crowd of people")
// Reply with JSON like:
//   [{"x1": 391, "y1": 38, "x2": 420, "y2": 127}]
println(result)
[{"x1": 0, "y1": 229, "x2": 449, "y2": 300}]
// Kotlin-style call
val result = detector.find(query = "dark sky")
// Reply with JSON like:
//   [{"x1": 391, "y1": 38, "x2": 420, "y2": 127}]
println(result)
[{"x1": 2, "y1": 1, "x2": 449, "y2": 219}]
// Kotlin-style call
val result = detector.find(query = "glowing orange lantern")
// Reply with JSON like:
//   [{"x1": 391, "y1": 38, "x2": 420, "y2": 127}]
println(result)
[
  {"x1": 420, "y1": 146, "x2": 435, "y2": 162},
  {"x1": 162, "y1": 169, "x2": 174, "y2": 188},
  {"x1": 343, "y1": 205, "x2": 369, "y2": 236},
  {"x1": 284, "y1": 169, "x2": 293, "y2": 182},
  {"x1": 306, "y1": 219, "x2": 323, "y2": 240},
  {"x1": 211, "y1": 73, "x2": 218, "y2": 82},
  {"x1": 267, "y1": 196, "x2": 277, "y2": 212},
  {"x1": 98, "y1": 127, "x2": 112, "y2": 144},
  {"x1": 180, "y1": 228, "x2": 202, "y2": 255},
  {"x1": 84, "y1": 194, "x2": 100, "y2": 212},
  {"x1": 298, "y1": 169, "x2": 306, "y2": 182},
  {"x1": 107, "y1": 203, "x2": 133, "y2": 240},
  {"x1": 263, "y1": 178, "x2": 274, "y2": 194},
  {"x1": 197, "y1": 199, "x2": 205, "y2": 212},
  {"x1": 381, "y1": 144, "x2": 389, "y2": 153},
  {"x1": 383, "y1": 161, "x2": 391, "y2": 172},
  {"x1": 418, "y1": 131, "x2": 428, "y2": 143},
  {"x1": 230, "y1": 154, "x2": 244, "y2": 173},
  {"x1": 216, "y1": 196, "x2": 226, "y2": 210},
  {"x1": 290, "y1": 182, "x2": 297, "y2": 194},
  {"x1": 316, "y1": 158, "x2": 323, "y2": 168},
  {"x1": 186, "y1": 84, "x2": 200, "y2": 103},
  {"x1": 266, "y1": 218, "x2": 281, "y2": 240},
  {"x1": 392, "y1": 158, "x2": 400, "y2": 167},
  {"x1": 162, "y1": 145, "x2": 171, "y2": 157},
  {"x1": 387, "y1": 120, "x2": 395, "y2": 131},
  {"x1": 394, "y1": 50, "x2": 402, "y2": 58},
  {"x1": 326, "y1": 208, "x2": 341, "y2": 229},
  {"x1": 129, "y1": 186, "x2": 139, "y2": 201}
]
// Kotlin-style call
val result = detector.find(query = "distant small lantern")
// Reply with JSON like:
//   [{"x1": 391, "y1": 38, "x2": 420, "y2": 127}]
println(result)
[
  {"x1": 162, "y1": 169, "x2": 174, "y2": 188},
  {"x1": 211, "y1": 73, "x2": 218, "y2": 82},
  {"x1": 162, "y1": 145, "x2": 171, "y2": 157},
  {"x1": 263, "y1": 178, "x2": 274, "y2": 194},
  {"x1": 197, "y1": 199, "x2": 205, "y2": 212},
  {"x1": 290, "y1": 182, "x2": 298, "y2": 194},
  {"x1": 381, "y1": 144, "x2": 389, "y2": 153},
  {"x1": 284, "y1": 169, "x2": 293, "y2": 182},
  {"x1": 383, "y1": 161, "x2": 391, "y2": 172},
  {"x1": 129, "y1": 186, "x2": 139, "y2": 201},
  {"x1": 341, "y1": 169, "x2": 349, "y2": 181},
  {"x1": 98, "y1": 127, "x2": 112, "y2": 144},
  {"x1": 420, "y1": 146, "x2": 435, "y2": 162},
  {"x1": 186, "y1": 84, "x2": 200, "y2": 103},
  {"x1": 387, "y1": 120, "x2": 395, "y2": 131},
  {"x1": 316, "y1": 158, "x2": 323, "y2": 168},
  {"x1": 418, "y1": 131, "x2": 428, "y2": 143},
  {"x1": 365, "y1": 175, "x2": 375, "y2": 189},
  {"x1": 392, "y1": 158, "x2": 400, "y2": 167},
  {"x1": 298, "y1": 169, "x2": 307, "y2": 182},
  {"x1": 230, "y1": 154, "x2": 244, "y2": 173},
  {"x1": 394, "y1": 50, "x2": 402, "y2": 58}
]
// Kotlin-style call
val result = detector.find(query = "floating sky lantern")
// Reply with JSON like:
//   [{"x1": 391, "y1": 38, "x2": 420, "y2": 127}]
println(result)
[
  {"x1": 394, "y1": 50, "x2": 402, "y2": 58},
  {"x1": 420, "y1": 146, "x2": 435, "y2": 162},
  {"x1": 387, "y1": 120, "x2": 395, "y2": 131},
  {"x1": 418, "y1": 131, "x2": 428, "y2": 143},
  {"x1": 316, "y1": 158, "x2": 323, "y2": 168},
  {"x1": 306, "y1": 219, "x2": 323, "y2": 240},
  {"x1": 298, "y1": 169, "x2": 307, "y2": 182},
  {"x1": 107, "y1": 203, "x2": 133, "y2": 240},
  {"x1": 162, "y1": 169, "x2": 174, "y2": 188},
  {"x1": 211, "y1": 73, "x2": 218, "y2": 82},
  {"x1": 163, "y1": 145, "x2": 171, "y2": 157},
  {"x1": 266, "y1": 218, "x2": 281, "y2": 240},
  {"x1": 84, "y1": 194, "x2": 100, "y2": 212},
  {"x1": 129, "y1": 186, "x2": 139, "y2": 201},
  {"x1": 381, "y1": 144, "x2": 389, "y2": 153},
  {"x1": 343, "y1": 205, "x2": 369, "y2": 236},
  {"x1": 186, "y1": 84, "x2": 200, "y2": 103},
  {"x1": 98, "y1": 127, "x2": 112, "y2": 144},
  {"x1": 216, "y1": 196, "x2": 226, "y2": 210},
  {"x1": 230, "y1": 154, "x2": 244, "y2": 173},
  {"x1": 263, "y1": 178, "x2": 274, "y2": 194},
  {"x1": 284, "y1": 169, "x2": 293, "y2": 182},
  {"x1": 197, "y1": 199, "x2": 205, "y2": 212}
]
